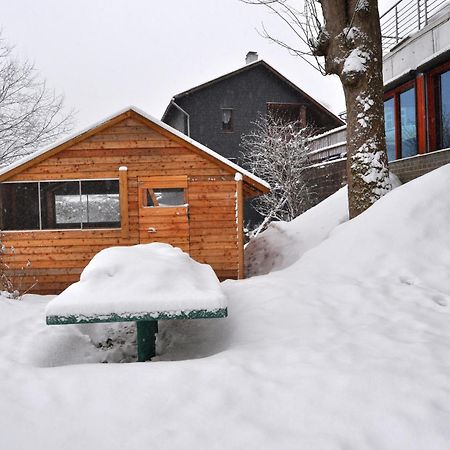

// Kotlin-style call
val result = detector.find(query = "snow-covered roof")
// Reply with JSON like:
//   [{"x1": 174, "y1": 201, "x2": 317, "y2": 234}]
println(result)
[{"x1": 0, "y1": 106, "x2": 270, "y2": 193}]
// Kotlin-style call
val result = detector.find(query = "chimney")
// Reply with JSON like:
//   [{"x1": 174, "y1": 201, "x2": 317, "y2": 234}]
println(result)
[{"x1": 245, "y1": 51, "x2": 258, "y2": 65}]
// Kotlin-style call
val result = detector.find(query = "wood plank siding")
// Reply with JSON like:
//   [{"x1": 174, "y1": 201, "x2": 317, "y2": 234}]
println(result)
[{"x1": 1, "y1": 115, "x2": 246, "y2": 294}]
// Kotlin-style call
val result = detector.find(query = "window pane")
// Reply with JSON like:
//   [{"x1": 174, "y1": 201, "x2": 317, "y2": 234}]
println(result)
[
  {"x1": 40, "y1": 181, "x2": 81, "y2": 229},
  {"x1": 438, "y1": 70, "x2": 450, "y2": 149},
  {"x1": 222, "y1": 109, "x2": 233, "y2": 132},
  {"x1": 384, "y1": 97, "x2": 396, "y2": 161},
  {"x1": 399, "y1": 87, "x2": 417, "y2": 158},
  {"x1": 80, "y1": 180, "x2": 120, "y2": 229},
  {"x1": 145, "y1": 188, "x2": 185, "y2": 207},
  {"x1": 0, "y1": 183, "x2": 40, "y2": 230}
]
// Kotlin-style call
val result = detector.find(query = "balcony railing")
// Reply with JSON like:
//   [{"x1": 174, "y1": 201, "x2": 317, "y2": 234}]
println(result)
[{"x1": 380, "y1": 0, "x2": 449, "y2": 53}]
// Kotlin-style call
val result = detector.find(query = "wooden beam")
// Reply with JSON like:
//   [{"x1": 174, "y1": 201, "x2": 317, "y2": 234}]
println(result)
[
  {"x1": 236, "y1": 173, "x2": 245, "y2": 279},
  {"x1": 119, "y1": 166, "x2": 129, "y2": 238},
  {"x1": 416, "y1": 73, "x2": 427, "y2": 154}
]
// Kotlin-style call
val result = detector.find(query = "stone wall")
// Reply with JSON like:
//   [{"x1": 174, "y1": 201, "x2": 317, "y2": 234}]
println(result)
[{"x1": 305, "y1": 149, "x2": 450, "y2": 207}]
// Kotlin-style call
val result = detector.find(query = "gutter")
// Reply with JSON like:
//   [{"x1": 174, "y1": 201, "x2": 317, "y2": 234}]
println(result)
[{"x1": 169, "y1": 100, "x2": 191, "y2": 137}]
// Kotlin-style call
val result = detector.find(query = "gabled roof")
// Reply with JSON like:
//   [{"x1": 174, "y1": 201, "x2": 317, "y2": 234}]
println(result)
[
  {"x1": 0, "y1": 106, "x2": 270, "y2": 196},
  {"x1": 162, "y1": 59, "x2": 344, "y2": 125}
]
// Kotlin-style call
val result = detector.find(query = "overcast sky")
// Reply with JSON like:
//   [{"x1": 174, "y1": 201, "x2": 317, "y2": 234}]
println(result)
[{"x1": 2, "y1": 0, "x2": 396, "y2": 130}]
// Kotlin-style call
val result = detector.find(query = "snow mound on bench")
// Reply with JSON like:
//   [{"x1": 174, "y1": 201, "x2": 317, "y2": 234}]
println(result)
[{"x1": 46, "y1": 243, "x2": 226, "y2": 318}]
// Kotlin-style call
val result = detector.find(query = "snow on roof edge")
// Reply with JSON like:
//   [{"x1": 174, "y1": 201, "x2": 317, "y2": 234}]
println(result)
[{"x1": 0, "y1": 106, "x2": 270, "y2": 191}]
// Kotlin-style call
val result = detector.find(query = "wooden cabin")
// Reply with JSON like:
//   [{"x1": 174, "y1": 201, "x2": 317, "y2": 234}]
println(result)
[{"x1": 0, "y1": 107, "x2": 269, "y2": 295}]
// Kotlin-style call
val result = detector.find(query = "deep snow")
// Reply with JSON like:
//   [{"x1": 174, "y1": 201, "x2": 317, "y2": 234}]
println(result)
[{"x1": 1, "y1": 165, "x2": 449, "y2": 450}]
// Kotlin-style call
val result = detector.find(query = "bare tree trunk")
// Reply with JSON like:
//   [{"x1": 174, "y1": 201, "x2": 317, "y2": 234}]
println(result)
[{"x1": 315, "y1": 0, "x2": 391, "y2": 218}]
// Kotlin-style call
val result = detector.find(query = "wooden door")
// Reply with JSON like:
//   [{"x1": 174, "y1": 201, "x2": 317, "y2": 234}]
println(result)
[{"x1": 137, "y1": 176, "x2": 189, "y2": 253}]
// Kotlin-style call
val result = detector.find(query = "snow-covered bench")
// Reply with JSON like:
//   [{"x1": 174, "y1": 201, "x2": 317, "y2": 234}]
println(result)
[{"x1": 45, "y1": 244, "x2": 227, "y2": 361}]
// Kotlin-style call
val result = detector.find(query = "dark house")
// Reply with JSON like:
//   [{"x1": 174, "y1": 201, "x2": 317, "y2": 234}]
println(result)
[{"x1": 162, "y1": 53, "x2": 343, "y2": 224}]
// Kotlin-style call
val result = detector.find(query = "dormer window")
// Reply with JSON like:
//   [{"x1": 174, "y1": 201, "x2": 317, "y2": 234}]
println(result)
[{"x1": 222, "y1": 108, "x2": 233, "y2": 132}]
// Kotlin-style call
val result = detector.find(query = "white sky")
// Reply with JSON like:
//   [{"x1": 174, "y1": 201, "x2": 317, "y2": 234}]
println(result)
[{"x1": 1, "y1": 0, "x2": 397, "y2": 129}]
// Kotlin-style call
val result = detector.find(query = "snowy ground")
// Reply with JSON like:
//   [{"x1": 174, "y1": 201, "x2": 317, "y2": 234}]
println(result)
[{"x1": 1, "y1": 165, "x2": 449, "y2": 450}]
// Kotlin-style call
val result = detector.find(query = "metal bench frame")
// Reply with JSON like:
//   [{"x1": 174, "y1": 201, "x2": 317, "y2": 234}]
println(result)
[{"x1": 47, "y1": 308, "x2": 228, "y2": 362}]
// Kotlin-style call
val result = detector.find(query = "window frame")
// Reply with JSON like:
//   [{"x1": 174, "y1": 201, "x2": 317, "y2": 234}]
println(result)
[
  {"x1": 142, "y1": 187, "x2": 186, "y2": 208},
  {"x1": 384, "y1": 79, "x2": 418, "y2": 160},
  {"x1": 0, "y1": 178, "x2": 121, "y2": 232},
  {"x1": 138, "y1": 176, "x2": 188, "y2": 210},
  {"x1": 427, "y1": 60, "x2": 450, "y2": 152}
]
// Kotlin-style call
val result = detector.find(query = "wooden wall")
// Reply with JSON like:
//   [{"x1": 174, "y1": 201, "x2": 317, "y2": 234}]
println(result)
[{"x1": 2, "y1": 117, "x2": 241, "y2": 294}]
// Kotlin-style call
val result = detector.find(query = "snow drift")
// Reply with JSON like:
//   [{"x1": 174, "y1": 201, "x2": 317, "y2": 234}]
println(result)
[{"x1": 1, "y1": 165, "x2": 449, "y2": 450}]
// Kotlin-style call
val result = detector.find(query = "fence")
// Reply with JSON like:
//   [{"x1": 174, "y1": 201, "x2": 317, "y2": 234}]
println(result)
[{"x1": 380, "y1": 0, "x2": 449, "y2": 53}]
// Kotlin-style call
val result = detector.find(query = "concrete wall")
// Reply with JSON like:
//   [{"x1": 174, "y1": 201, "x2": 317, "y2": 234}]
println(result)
[{"x1": 383, "y1": 9, "x2": 450, "y2": 82}]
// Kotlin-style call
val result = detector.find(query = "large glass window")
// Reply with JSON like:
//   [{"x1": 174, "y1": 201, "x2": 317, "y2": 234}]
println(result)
[
  {"x1": 0, "y1": 183, "x2": 40, "y2": 230},
  {"x1": 437, "y1": 69, "x2": 450, "y2": 150},
  {"x1": 384, "y1": 97, "x2": 396, "y2": 161},
  {"x1": 0, "y1": 179, "x2": 120, "y2": 231},
  {"x1": 399, "y1": 87, "x2": 417, "y2": 158}
]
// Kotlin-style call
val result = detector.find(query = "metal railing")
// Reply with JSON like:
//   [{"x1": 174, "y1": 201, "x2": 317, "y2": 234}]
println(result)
[{"x1": 380, "y1": 0, "x2": 449, "y2": 53}]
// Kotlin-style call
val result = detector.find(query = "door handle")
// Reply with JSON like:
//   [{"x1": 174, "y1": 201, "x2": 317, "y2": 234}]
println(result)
[{"x1": 148, "y1": 227, "x2": 157, "y2": 233}]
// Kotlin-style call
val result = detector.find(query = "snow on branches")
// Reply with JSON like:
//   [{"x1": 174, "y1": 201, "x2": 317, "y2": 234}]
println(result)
[{"x1": 241, "y1": 113, "x2": 313, "y2": 226}]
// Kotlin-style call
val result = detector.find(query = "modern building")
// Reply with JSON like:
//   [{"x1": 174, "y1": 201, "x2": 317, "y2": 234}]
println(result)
[{"x1": 307, "y1": 0, "x2": 450, "y2": 203}]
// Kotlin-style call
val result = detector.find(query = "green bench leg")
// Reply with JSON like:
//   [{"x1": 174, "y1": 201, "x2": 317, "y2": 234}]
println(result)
[{"x1": 136, "y1": 320, "x2": 158, "y2": 362}]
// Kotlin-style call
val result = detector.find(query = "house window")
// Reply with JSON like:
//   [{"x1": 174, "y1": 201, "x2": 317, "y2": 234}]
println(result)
[
  {"x1": 0, "y1": 179, "x2": 120, "y2": 231},
  {"x1": 436, "y1": 69, "x2": 450, "y2": 149},
  {"x1": 143, "y1": 188, "x2": 185, "y2": 207},
  {"x1": 399, "y1": 87, "x2": 417, "y2": 158},
  {"x1": 384, "y1": 97, "x2": 396, "y2": 161},
  {"x1": 221, "y1": 108, "x2": 233, "y2": 132},
  {"x1": 384, "y1": 82, "x2": 417, "y2": 160}
]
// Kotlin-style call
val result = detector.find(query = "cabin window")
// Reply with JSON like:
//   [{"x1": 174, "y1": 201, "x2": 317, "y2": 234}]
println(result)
[
  {"x1": 40, "y1": 181, "x2": 82, "y2": 229},
  {"x1": 0, "y1": 182, "x2": 40, "y2": 230},
  {"x1": 81, "y1": 180, "x2": 120, "y2": 228},
  {"x1": 221, "y1": 108, "x2": 233, "y2": 132},
  {"x1": 0, "y1": 179, "x2": 120, "y2": 231},
  {"x1": 144, "y1": 188, "x2": 185, "y2": 207}
]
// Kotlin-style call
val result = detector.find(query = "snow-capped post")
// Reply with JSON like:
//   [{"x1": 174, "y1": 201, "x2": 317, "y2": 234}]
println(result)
[
  {"x1": 119, "y1": 166, "x2": 129, "y2": 238},
  {"x1": 235, "y1": 172, "x2": 245, "y2": 279},
  {"x1": 241, "y1": 0, "x2": 392, "y2": 218}
]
